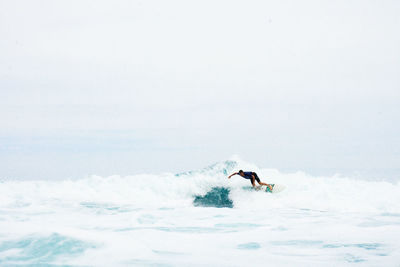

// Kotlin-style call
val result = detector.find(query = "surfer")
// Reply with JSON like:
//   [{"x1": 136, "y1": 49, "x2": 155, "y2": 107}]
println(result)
[{"x1": 228, "y1": 170, "x2": 273, "y2": 191}]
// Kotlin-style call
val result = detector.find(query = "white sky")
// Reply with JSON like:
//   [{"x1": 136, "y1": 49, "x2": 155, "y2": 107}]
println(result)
[{"x1": 1, "y1": 0, "x2": 399, "y2": 179}]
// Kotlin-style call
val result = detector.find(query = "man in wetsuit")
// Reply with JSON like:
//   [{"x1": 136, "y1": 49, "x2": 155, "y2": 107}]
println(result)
[{"x1": 228, "y1": 170, "x2": 273, "y2": 191}]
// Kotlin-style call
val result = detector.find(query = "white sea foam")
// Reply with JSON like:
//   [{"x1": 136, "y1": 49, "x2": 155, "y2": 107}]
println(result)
[{"x1": 0, "y1": 157, "x2": 399, "y2": 266}]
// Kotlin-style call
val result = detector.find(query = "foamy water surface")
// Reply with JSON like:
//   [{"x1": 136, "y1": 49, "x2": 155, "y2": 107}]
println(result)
[{"x1": 1, "y1": 159, "x2": 399, "y2": 266}]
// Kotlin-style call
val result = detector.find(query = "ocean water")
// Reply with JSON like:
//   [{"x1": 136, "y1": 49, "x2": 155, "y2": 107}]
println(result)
[{"x1": 1, "y1": 159, "x2": 400, "y2": 266}]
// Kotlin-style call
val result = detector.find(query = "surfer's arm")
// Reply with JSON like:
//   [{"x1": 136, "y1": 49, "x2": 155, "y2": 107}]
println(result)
[
  {"x1": 251, "y1": 175, "x2": 256, "y2": 187},
  {"x1": 228, "y1": 172, "x2": 238, "y2": 179}
]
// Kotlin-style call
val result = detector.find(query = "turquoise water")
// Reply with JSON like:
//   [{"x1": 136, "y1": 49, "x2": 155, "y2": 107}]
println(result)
[
  {"x1": 0, "y1": 233, "x2": 95, "y2": 266},
  {"x1": 193, "y1": 187, "x2": 233, "y2": 208}
]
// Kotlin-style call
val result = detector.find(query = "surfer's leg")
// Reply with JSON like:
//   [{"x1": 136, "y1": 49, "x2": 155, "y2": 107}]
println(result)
[
  {"x1": 251, "y1": 177, "x2": 256, "y2": 187},
  {"x1": 259, "y1": 181, "x2": 272, "y2": 190},
  {"x1": 253, "y1": 174, "x2": 264, "y2": 185}
]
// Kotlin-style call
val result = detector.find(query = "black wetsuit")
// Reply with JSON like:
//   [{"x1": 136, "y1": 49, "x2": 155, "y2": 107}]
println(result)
[{"x1": 242, "y1": 172, "x2": 261, "y2": 184}]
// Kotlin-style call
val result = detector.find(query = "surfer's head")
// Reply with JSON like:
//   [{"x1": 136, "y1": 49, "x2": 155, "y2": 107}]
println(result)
[{"x1": 238, "y1": 170, "x2": 244, "y2": 176}]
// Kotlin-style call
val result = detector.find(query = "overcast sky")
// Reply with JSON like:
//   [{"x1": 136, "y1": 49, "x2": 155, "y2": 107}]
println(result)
[{"x1": 1, "y1": 0, "x2": 399, "y2": 180}]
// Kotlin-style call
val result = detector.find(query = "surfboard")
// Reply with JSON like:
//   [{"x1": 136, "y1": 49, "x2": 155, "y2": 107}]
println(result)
[{"x1": 255, "y1": 184, "x2": 286, "y2": 193}]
